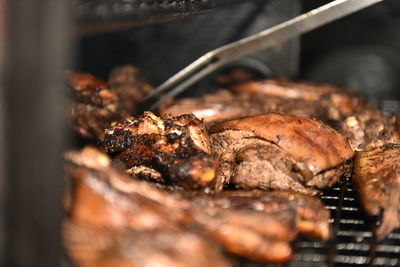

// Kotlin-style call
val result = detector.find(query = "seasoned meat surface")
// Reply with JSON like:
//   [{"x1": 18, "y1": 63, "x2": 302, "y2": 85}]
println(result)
[
  {"x1": 64, "y1": 222, "x2": 229, "y2": 267},
  {"x1": 341, "y1": 105, "x2": 400, "y2": 151},
  {"x1": 231, "y1": 79, "x2": 364, "y2": 121},
  {"x1": 101, "y1": 112, "x2": 216, "y2": 189},
  {"x1": 160, "y1": 90, "x2": 264, "y2": 125},
  {"x1": 66, "y1": 71, "x2": 124, "y2": 139},
  {"x1": 354, "y1": 144, "x2": 400, "y2": 239},
  {"x1": 160, "y1": 79, "x2": 365, "y2": 125},
  {"x1": 210, "y1": 113, "x2": 354, "y2": 193},
  {"x1": 108, "y1": 65, "x2": 153, "y2": 114},
  {"x1": 64, "y1": 147, "x2": 333, "y2": 265},
  {"x1": 64, "y1": 147, "x2": 190, "y2": 230},
  {"x1": 182, "y1": 190, "x2": 331, "y2": 240},
  {"x1": 64, "y1": 147, "x2": 229, "y2": 267},
  {"x1": 66, "y1": 66, "x2": 153, "y2": 139}
]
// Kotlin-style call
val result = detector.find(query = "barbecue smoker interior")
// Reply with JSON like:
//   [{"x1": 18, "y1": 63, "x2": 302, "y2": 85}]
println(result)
[
  {"x1": 64, "y1": 0, "x2": 400, "y2": 264},
  {"x1": 3, "y1": 1, "x2": 400, "y2": 267},
  {"x1": 63, "y1": 68, "x2": 400, "y2": 266}
]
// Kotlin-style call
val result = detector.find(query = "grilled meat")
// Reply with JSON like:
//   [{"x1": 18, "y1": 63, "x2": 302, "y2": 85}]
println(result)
[
  {"x1": 341, "y1": 105, "x2": 400, "y2": 151},
  {"x1": 354, "y1": 144, "x2": 400, "y2": 239},
  {"x1": 64, "y1": 147, "x2": 190, "y2": 230},
  {"x1": 160, "y1": 90, "x2": 264, "y2": 125},
  {"x1": 66, "y1": 66, "x2": 153, "y2": 139},
  {"x1": 66, "y1": 71, "x2": 124, "y2": 139},
  {"x1": 193, "y1": 209, "x2": 293, "y2": 263},
  {"x1": 182, "y1": 190, "x2": 331, "y2": 240},
  {"x1": 210, "y1": 113, "x2": 354, "y2": 194},
  {"x1": 108, "y1": 65, "x2": 153, "y2": 114},
  {"x1": 160, "y1": 79, "x2": 365, "y2": 125},
  {"x1": 341, "y1": 105, "x2": 400, "y2": 238},
  {"x1": 65, "y1": 147, "x2": 333, "y2": 265},
  {"x1": 64, "y1": 147, "x2": 230, "y2": 267},
  {"x1": 231, "y1": 79, "x2": 364, "y2": 121},
  {"x1": 64, "y1": 221, "x2": 229, "y2": 267},
  {"x1": 101, "y1": 111, "x2": 216, "y2": 189}
]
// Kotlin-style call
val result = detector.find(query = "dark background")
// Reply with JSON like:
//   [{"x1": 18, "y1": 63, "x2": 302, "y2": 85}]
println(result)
[{"x1": 75, "y1": 0, "x2": 400, "y2": 100}]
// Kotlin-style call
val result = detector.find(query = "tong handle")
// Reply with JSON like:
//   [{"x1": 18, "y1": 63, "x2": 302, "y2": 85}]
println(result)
[{"x1": 143, "y1": 0, "x2": 383, "y2": 111}]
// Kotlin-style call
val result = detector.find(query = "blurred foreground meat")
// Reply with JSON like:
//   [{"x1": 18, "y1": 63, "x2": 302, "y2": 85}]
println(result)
[
  {"x1": 64, "y1": 147, "x2": 332, "y2": 265},
  {"x1": 64, "y1": 147, "x2": 229, "y2": 267},
  {"x1": 64, "y1": 222, "x2": 229, "y2": 267},
  {"x1": 210, "y1": 113, "x2": 354, "y2": 194},
  {"x1": 160, "y1": 79, "x2": 365, "y2": 125},
  {"x1": 101, "y1": 111, "x2": 216, "y2": 189},
  {"x1": 66, "y1": 65, "x2": 153, "y2": 139},
  {"x1": 182, "y1": 190, "x2": 331, "y2": 240}
]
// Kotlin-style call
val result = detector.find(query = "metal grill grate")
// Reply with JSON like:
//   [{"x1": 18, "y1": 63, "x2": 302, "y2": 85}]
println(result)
[{"x1": 288, "y1": 177, "x2": 400, "y2": 267}]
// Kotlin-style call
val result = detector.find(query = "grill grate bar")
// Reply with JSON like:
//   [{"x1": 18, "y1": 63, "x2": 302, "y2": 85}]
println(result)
[
  {"x1": 387, "y1": 232, "x2": 400, "y2": 239},
  {"x1": 336, "y1": 243, "x2": 370, "y2": 251},
  {"x1": 285, "y1": 177, "x2": 400, "y2": 267},
  {"x1": 371, "y1": 257, "x2": 400, "y2": 266},
  {"x1": 336, "y1": 230, "x2": 373, "y2": 238},
  {"x1": 375, "y1": 245, "x2": 400, "y2": 253}
]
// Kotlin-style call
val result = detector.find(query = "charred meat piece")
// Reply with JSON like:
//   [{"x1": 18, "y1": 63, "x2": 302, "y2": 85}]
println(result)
[
  {"x1": 160, "y1": 89, "x2": 330, "y2": 126},
  {"x1": 183, "y1": 191, "x2": 298, "y2": 262},
  {"x1": 64, "y1": 147, "x2": 230, "y2": 267},
  {"x1": 341, "y1": 105, "x2": 400, "y2": 151},
  {"x1": 64, "y1": 147, "x2": 229, "y2": 267},
  {"x1": 64, "y1": 147, "x2": 303, "y2": 264},
  {"x1": 160, "y1": 79, "x2": 365, "y2": 125},
  {"x1": 193, "y1": 208, "x2": 293, "y2": 263},
  {"x1": 64, "y1": 147, "x2": 190, "y2": 230},
  {"x1": 66, "y1": 71, "x2": 125, "y2": 139},
  {"x1": 101, "y1": 112, "x2": 216, "y2": 189},
  {"x1": 64, "y1": 221, "x2": 229, "y2": 267},
  {"x1": 341, "y1": 104, "x2": 400, "y2": 238},
  {"x1": 231, "y1": 79, "x2": 365, "y2": 121},
  {"x1": 210, "y1": 113, "x2": 354, "y2": 194},
  {"x1": 354, "y1": 144, "x2": 400, "y2": 239},
  {"x1": 67, "y1": 71, "x2": 117, "y2": 106},
  {"x1": 160, "y1": 90, "x2": 264, "y2": 125},
  {"x1": 66, "y1": 66, "x2": 153, "y2": 139},
  {"x1": 108, "y1": 65, "x2": 153, "y2": 114},
  {"x1": 183, "y1": 190, "x2": 331, "y2": 240}
]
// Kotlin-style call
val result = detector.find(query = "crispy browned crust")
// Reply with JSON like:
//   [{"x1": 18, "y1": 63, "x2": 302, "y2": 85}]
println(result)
[
  {"x1": 66, "y1": 71, "x2": 124, "y2": 139},
  {"x1": 101, "y1": 112, "x2": 216, "y2": 189},
  {"x1": 108, "y1": 65, "x2": 154, "y2": 114},
  {"x1": 64, "y1": 147, "x2": 230, "y2": 267},
  {"x1": 64, "y1": 147, "x2": 302, "y2": 265},
  {"x1": 354, "y1": 144, "x2": 400, "y2": 239},
  {"x1": 341, "y1": 105, "x2": 400, "y2": 151},
  {"x1": 210, "y1": 113, "x2": 354, "y2": 176},
  {"x1": 64, "y1": 147, "x2": 190, "y2": 230},
  {"x1": 182, "y1": 190, "x2": 331, "y2": 241},
  {"x1": 65, "y1": 66, "x2": 154, "y2": 139},
  {"x1": 159, "y1": 90, "x2": 265, "y2": 125},
  {"x1": 161, "y1": 79, "x2": 365, "y2": 125},
  {"x1": 64, "y1": 222, "x2": 230, "y2": 267}
]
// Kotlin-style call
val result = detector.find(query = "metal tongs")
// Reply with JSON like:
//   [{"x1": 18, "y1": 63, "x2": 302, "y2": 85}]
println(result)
[{"x1": 142, "y1": 0, "x2": 383, "y2": 111}]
